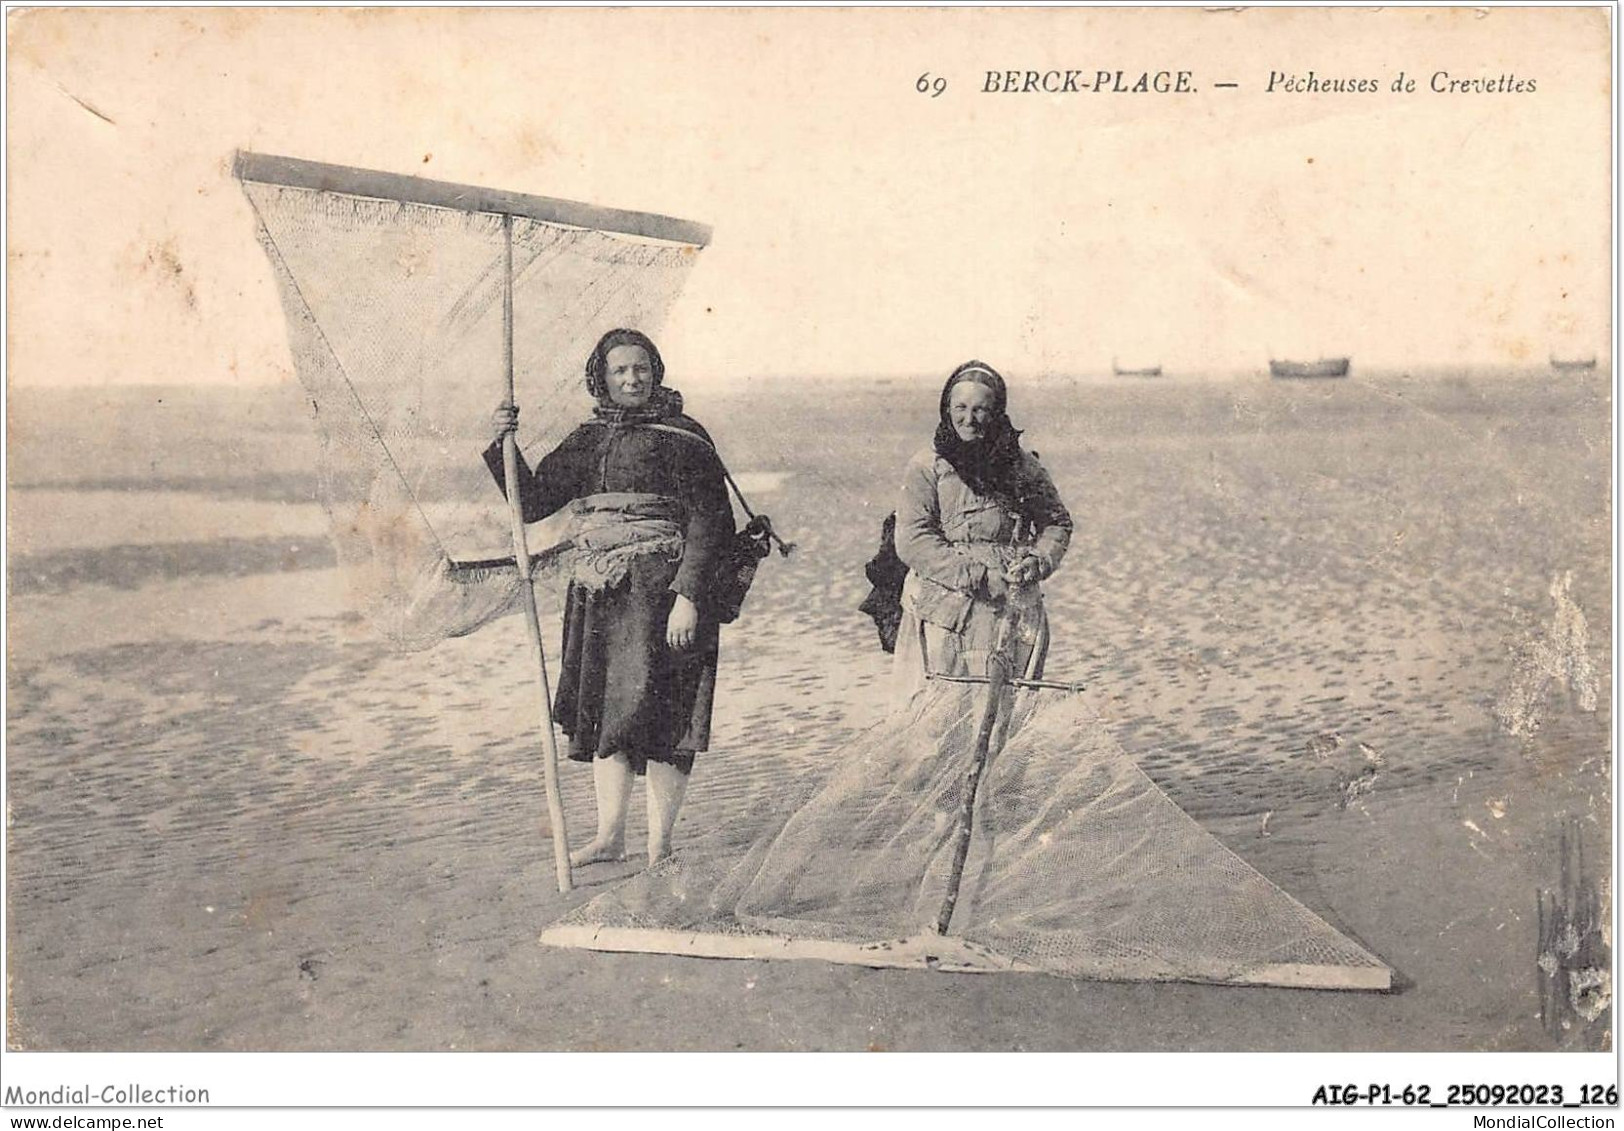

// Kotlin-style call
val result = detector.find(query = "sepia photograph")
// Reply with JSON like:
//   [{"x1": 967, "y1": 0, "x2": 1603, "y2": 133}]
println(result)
[{"x1": 2, "y1": 3, "x2": 1615, "y2": 1112}]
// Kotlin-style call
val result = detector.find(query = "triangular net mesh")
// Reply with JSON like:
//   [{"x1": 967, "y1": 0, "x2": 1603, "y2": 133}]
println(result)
[
  {"x1": 241, "y1": 172, "x2": 702, "y2": 649},
  {"x1": 545, "y1": 683, "x2": 1391, "y2": 989}
]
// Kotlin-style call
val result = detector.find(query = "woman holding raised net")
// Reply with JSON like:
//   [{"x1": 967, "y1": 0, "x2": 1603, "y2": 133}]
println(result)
[
  {"x1": 892, "y1": 360, "x2": 1073, "y2": 702},
  {"x1": 486, "y1": 329, "x2": 732, "y2": 867}
]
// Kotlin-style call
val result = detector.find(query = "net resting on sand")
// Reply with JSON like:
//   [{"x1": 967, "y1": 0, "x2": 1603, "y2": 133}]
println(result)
[{"x1": 545, "y1": 682, "x2": 1392, "y2": 990}]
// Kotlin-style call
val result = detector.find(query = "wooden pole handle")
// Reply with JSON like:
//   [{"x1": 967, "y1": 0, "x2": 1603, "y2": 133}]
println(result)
[
  {"x1": 499, "y1": 213, "x2": 573, "y2": 894},
  {"x1": 932, "y1": 609, "x2": 1019, "y2": 935}
]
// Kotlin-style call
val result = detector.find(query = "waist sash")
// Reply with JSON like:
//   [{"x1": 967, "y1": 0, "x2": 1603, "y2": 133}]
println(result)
[{"x1": 565, "y1": 492, "x2": 685, "y2": 591}]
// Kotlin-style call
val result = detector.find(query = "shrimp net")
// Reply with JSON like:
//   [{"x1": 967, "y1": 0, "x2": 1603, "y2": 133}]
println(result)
[
  {"x1": 237, "y1": 154, "x2": 706, "y2": 649},
  {"x1": 546, "y1": 674, "x2": 1392, "y2": 989}
]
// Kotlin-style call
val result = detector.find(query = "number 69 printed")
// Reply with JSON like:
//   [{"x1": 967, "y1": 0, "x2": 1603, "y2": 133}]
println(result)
[{"x1": 916, "y1": 72, "x2": 947, "y2": 97}]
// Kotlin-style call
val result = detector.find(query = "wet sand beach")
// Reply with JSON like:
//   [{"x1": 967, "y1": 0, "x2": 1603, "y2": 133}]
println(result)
[{"x1": 5, "y1": 369, "x2": 1612, "y2": 1051}]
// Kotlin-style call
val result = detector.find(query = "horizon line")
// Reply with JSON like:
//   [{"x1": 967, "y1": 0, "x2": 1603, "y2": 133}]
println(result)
[{"x1": 5, "y1": 359, "x2": 1609, "y2": 394}]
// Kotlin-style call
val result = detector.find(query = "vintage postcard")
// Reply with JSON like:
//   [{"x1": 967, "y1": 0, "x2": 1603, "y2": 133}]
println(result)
[{"x1": 3, "y1": 3, "x2": 1614, "y2": 1113}]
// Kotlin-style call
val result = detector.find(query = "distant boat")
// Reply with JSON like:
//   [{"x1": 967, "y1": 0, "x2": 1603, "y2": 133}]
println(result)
[
  {"x1": 1269, "y1": 357, "x2": 1350, "y2": 379},
  {"x1": 1112, "y1": 359, "x2": 1163, "y2": 377},
  {"x1": 1549, "y1": 355, "x2": 1598, "y2": 372}
]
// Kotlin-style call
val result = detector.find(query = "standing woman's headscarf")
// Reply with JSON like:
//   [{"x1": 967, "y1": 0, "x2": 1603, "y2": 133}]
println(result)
[
  {"x1": 933, "y1": 360, "x2": 1028, "y2": 503},
  {"x1": 585, "y1": 327, "x2": 684, "y2": 422}
]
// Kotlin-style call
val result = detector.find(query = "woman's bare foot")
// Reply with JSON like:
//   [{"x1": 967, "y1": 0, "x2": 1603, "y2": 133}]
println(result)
[
  {"x1": 647, "y1": 841, "x2": 673, "y2": 866},
  {"x1": 569, "y1": 837, "x2": 627, "y2": 867}
]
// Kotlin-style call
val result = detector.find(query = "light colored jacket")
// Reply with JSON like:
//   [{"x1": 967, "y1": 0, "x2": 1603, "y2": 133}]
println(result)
[{"x1": 895, "y1": 446, "x2": 1072, "y2": 631}]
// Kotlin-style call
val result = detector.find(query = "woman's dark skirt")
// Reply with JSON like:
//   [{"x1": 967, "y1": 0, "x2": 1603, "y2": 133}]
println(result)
[{"x1": 553, "y1": 555, "x2": 718, "y2": 775}]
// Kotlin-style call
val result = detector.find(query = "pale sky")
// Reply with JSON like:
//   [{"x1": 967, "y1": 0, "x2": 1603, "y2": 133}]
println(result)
[{"x1": 6, "y1": 6, "x2": 1612, "y2": 389}]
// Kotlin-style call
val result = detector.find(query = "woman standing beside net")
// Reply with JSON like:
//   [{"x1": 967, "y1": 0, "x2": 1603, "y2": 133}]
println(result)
[
  {"x1": 486, "y1": 329, "x2": 732, "y2": 867},
  {"x1": 892, "y1": 361, "x2": 1074, "y2": 701}
]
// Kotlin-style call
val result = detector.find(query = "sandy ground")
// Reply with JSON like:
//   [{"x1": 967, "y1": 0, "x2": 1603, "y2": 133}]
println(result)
[{"x1": 5, "y1": 370, "x2": 1613, "y2": 1051}]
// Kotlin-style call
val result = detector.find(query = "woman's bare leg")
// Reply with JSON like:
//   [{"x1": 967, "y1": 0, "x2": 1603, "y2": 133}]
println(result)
[
  {"x1": 644, "y1": 760, "x2": 690, "y2": 864},
  {"x1": 570, "y1": 752, "x2": 632, "y2": 866}
]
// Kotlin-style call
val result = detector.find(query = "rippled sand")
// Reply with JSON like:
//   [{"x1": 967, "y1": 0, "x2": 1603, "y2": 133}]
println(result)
[{"x1": 6, "y1": 370, "x2": 1612, "y2": 1050}]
